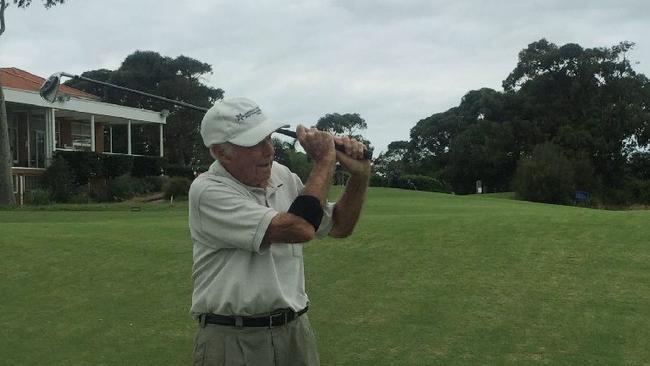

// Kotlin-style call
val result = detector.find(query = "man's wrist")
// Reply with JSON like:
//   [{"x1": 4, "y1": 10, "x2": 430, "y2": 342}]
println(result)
[
  {"x1": 313, "y1": 155, "x2": 336, "y2": 167},
  {"x1": 349, "y1": 165, "x2": 371, "y2": 180}
]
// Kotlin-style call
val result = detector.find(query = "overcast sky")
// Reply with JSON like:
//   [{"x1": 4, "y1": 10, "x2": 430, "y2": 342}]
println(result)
[{"x1": 2, "y1": 0, "x2": 649, "y2": 153}]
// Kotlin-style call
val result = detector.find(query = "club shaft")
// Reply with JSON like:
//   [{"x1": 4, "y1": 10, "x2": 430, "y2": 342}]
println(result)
[
  {"x1": 63, "y1": 72, "x2": 210, "y2": 113},
  {"x1": 58, "y1": 73, "x2": 372, "y2": 160}
]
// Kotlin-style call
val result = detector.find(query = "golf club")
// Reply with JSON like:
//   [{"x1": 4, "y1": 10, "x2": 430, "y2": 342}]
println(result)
[{"x1": 39, "y1": 72, "x2": 373, "y2": 160}]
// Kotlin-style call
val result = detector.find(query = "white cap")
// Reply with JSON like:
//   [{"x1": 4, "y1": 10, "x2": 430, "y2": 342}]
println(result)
[{"x1": 200, "y1": 97, "x2": 288, "y2": 147}]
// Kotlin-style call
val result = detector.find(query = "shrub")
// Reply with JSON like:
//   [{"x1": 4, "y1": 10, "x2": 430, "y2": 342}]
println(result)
[
  {"x1": 162, "y1": 176, "x2": 191, "y2": 199},
  {"x1": 397, "y1": 174, "x2": 452, "y2": 193},
  {"x1": 163, "y1": 164, "x2": 195, "y2": 180},
  {"x1": 54, "y1": 150, "x2": 102, "y2": 185},
  {"x1": 132, "y1": 156, "x2": 162, "y2": 177},
  {"x1": 69, "y1": 190, "x2": 90, "y2": 204},
  {"x1": 629, "y1": 179, "x2": 650, "y2": 205},
  {"x1": 143, "y1": 175, "x2": 164, "y2": 192},
  {"x1": 370, "y1": 174, "x2": 388, "y2": 187},
  {"x1": 628, "y1": 152, "x2": 650, "y2": 180},
  {"x1": 514, "y1": 142, "x2": 575, "y2": 204},
  {"x1": 108, "y1": 174, "x2": 149, "y2": 201},
  {"x1": 43, "y1": 156, "x2": 77, "y2": 203},
  {"x1": 101, "y1": 154, "x2": 133, "y2": 179},
  {"x1": 25, "y1": 189, "x2": 51, "y2": 205}
]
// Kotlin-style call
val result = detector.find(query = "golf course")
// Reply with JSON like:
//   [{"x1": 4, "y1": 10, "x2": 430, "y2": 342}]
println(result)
[{"x1": 1, "y1": 187, "x2": 649, "y2": 365}]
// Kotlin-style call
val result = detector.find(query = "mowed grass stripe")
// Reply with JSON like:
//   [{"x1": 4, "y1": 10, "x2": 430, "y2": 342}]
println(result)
[{"x1": 1, "y1": 188, "x2": 649, "y2": 365}]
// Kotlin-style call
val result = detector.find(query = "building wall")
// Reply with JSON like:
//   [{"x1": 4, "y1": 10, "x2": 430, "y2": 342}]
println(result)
[
  {"x1": 95, "y1": 124, "x2": 104, "y2": 153},
  {"x1": 58, "y1": 118, "x2": 73, "y2": 148}
]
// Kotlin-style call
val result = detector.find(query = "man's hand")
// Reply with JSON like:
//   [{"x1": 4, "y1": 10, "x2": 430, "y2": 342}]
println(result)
[
  {"x1": 333, "y1": 135, "x2": 371, "y2": 177},
  {"x1": 297, "y1": 125, "x2": 336, "y2": 165}
]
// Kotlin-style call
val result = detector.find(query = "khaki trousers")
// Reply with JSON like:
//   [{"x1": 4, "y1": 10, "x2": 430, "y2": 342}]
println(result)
[{"x1": 193, "y1": 314, "x2": 320, "y2": 366}]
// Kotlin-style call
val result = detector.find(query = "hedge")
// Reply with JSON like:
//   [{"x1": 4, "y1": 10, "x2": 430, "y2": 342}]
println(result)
[{"x1": 54, "y1": 151, "x2": 162, "y2": 182}]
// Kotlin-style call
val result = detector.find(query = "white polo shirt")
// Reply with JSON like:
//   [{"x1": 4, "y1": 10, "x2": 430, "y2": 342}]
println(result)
[{"x1": 189, "y1": 160, "x2": 334, "y2": 317}]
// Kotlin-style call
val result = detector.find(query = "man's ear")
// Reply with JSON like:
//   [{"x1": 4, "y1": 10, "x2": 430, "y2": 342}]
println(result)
[{"x1": 211, "y1": 145, "x2": 232, "y2": 164}]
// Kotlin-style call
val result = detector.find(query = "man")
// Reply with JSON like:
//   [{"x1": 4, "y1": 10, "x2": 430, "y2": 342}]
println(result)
[{"x1": 189, "y1": 97, "x2": 370, "y2": 366}]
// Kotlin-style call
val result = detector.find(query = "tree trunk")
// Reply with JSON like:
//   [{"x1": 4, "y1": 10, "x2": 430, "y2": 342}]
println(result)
[{"x1": 0, "y1": 82, "x2": 16, "y2": 205}]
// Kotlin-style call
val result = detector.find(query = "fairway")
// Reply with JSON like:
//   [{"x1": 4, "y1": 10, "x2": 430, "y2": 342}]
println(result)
[{"x1": 1, "y1": 188, "x2": 649, "y2": 365}]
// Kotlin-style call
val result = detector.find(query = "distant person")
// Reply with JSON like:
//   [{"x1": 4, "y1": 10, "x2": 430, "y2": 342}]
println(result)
[{"x1": 189, "y1": 97, "x2": 370, "y2": 365}]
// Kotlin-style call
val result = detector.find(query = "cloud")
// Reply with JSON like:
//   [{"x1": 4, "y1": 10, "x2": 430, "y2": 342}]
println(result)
[{"x1": 2, "y1": 0, "x2": 649, "y2": 153}]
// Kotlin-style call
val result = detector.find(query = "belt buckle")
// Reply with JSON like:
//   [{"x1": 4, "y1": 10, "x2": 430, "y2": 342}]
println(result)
[{"x1": 268, "y1": 309, "x2": 288, "y2": 328}]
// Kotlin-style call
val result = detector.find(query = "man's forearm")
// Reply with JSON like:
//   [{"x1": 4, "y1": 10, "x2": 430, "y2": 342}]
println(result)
[
  {"x1": 329, "y1": 172, "x2": 370, "y2": 238},
  {"x1": 301, "y1": 160, "x2": 335, "y2": 206}
]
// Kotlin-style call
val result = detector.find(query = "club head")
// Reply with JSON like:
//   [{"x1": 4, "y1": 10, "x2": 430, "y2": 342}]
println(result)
[{"x1": 40, "y1": 73, "x2": 62, "y2": 103}]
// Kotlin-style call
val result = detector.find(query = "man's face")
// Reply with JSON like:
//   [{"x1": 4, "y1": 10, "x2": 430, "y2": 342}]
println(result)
[{"x1": 219, "y1": 135, "x2": 275, "y2": 188}]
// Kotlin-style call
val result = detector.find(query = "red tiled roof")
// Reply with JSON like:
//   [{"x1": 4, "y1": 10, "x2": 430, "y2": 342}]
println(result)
[{"x1": 0, "y1": 67, "x2": 100, "y2": 100}]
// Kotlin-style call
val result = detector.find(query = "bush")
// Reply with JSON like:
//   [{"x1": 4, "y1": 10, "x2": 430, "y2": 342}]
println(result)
[
  {"x1": 514, "y1": 142, "x2": 575, "y2": 204},
  {"x1": 142, "y1": 175, "x2": 164, "y2": 192},
  {"x1": 54, "y1": 150, "x2": 102, "y2": 185},
  {"x1": 25, "y1": 189, "x2": 51, "y2": 205},
  {"x1": 162, "y1": 176, "x2": 191, "y2": 199},
  {"x1": 108, "y1": 174, "x2": 149, "y2": 201},
  {"x1": 69, "y1": 190, "x2": 90, "y2": 204},
  {"x1": 629, "y1": 179, "x2": 650, "y2": 205},
  {"x1": 163, "y1": 164, "x2": 195, "y2": 180},
  {"x1": 628, "y1": 152, "x2": 650, "y2": 180},
  {"x1": 101, "y1": 154, "x2": 133, "y2": 179},
  {"x1": 43, "y1": 156, "x2": 77, "y2": 203},
  {"x1": 396, "y1": 174, "x2": 451, "y2": 193},
  {"x1": 132, "y1": 156, "x2": 162, "y2": 177},
  {"x1": 370, "y1": 174, "x2": 388, "y2": 187},
  {"x1": 56, "y1": 150, "x2": 163, "y2": 181}
]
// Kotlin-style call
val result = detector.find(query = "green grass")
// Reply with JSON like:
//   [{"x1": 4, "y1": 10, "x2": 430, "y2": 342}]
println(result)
[{"x1": 1, "y1": 188, "x2": 649, "y2": 365}]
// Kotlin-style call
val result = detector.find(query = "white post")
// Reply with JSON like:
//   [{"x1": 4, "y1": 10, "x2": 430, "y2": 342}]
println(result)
[
  {"x1": 90, "y1": 115, "x2": 96, "y2": 152},
  {"x1": 19, "y1": 176, "x2": 25, "y2": 206},
  {"x1": 127, "y1": 120, "x2": 132, "y2": 155},
  {"x1": 109, "y1": 126, "x2": 113, "y2": 153},
  {"x1": 45, "y1": 108, "x2": 56, "y2": 166},
  {"x1": 26, "y1": 113, "x2": 31, "y2": 167},
  {"x1": 159, "y1": 124, "x2": 164, "y2": 157}
]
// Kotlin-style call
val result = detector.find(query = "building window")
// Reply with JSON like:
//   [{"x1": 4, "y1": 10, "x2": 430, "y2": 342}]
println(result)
[
  {"x1": 9, "y1": 127, "x2": 18, "y2": 164},
  {"x1": 8, "y1": 115, "x2": 18, "y2": 164},
  {"x1": 71, "y1": 122, "x2": 91, "y2": 151}
]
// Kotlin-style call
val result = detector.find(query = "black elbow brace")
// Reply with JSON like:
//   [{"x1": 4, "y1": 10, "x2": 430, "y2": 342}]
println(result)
[{"x1": 288, "y1": 195, "x2": 323, "y2": 230}]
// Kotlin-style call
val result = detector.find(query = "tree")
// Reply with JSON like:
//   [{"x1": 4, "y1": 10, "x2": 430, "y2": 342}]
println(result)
[
  {"x1": 315, "y1": 112, "x2": 371, "y2": 148},
  {"x1": 372, "y1": 140, "x2": 409, "y2": 186},
  {"x1": 315, "y1": 112, "x2": 372, "y2": 185},
  {"x1": 0, "y1": 0, "x2": 65, "y2": 205},
  {"x1": 503, "y1": 39, "x2": 650, "y2": 190},
  {"x1": 66, "y1": 51, "x2": 224, "y2": 166},
  {"x1": 405, "y1": 39, "x2": 649, "y2": 202},
  {"x1": 445, "y1": 120, "x2": 517, "y2": 194},
  {"x1": 513, "y1": 142, "x2": 575, "y2": 204}
]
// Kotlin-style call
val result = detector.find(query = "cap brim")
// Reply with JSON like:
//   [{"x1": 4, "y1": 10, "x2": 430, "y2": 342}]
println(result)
[{"x1": 229, "y1": 119, "x2": 290, "y2": 147}]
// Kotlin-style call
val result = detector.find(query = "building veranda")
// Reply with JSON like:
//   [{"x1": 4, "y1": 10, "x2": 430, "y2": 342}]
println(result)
[{"x1": 1, "y1": 67, "x2": 168, "y2": 204}]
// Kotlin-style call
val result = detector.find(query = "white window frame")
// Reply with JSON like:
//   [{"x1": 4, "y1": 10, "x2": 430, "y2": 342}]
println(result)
[
  {"x1": 56, "y1": 120, "x2": 62, "y2": 149},
  {"x1": 71, "y1": 121, "x2": 92, "y2": 150}
]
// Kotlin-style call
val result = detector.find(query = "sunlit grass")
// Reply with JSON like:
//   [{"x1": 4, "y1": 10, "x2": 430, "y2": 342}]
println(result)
[{"x1": 1, "y1": 188, "x2": 649, "y2": 365}]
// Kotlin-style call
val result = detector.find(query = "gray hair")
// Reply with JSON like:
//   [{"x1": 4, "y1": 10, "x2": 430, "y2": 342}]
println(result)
[{"x1": 210, "y1": 142, "x2": 234, "y2": 160}]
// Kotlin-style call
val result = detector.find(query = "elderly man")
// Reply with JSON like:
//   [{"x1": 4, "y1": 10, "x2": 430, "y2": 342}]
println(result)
[{"x1": 189, "y1": 97, "x2": 370, "y2": 366}]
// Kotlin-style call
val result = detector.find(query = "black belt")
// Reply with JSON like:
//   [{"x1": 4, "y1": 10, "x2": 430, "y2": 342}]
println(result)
[{"x1": 200, "y1": 307, "x2": 308, "y2": 328}]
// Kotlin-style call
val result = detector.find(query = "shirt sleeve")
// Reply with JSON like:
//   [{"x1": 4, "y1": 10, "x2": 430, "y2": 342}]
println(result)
[
  {"x1": 195, "y1": 183, "x2": 278, "y2": 253},
  {"x1": 316, "y1": 201, "x2": 335, "y2": 238}
]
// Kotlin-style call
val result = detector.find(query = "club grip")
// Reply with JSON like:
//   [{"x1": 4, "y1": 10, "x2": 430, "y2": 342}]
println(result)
[{"x1": 276, "y1": 128, "x2": 372, "y2": 160}]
